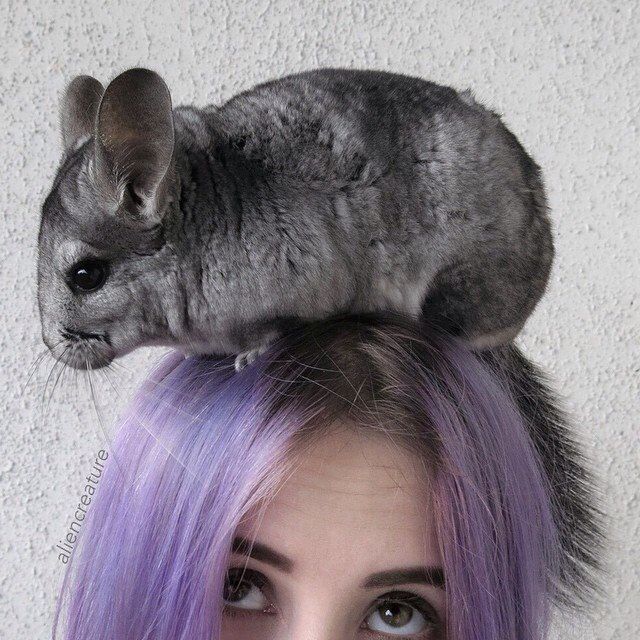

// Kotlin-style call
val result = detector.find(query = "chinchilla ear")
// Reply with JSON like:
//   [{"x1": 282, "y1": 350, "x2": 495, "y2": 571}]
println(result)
[
  {"x1": 59, "y1": 75, "x2": 105, "y2": 152},
  {"x1": 93, "y1": 67, "x2": 175, "y2": 224}
]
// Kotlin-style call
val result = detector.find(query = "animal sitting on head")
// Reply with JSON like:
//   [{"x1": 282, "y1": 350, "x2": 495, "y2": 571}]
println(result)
[{"x1": 38, "y1": 67, "x2": 553, "y2": 371}]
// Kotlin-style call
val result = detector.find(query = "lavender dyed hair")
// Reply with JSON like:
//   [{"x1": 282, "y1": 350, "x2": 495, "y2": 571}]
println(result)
[{"x1": 53, "y1": 312, "x2": 602, "y2": 640}]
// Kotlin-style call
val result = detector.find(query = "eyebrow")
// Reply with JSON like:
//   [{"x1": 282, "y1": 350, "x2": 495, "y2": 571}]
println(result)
[
  {"x1": 231, "y1": 536, "x2": 295, "y2": 572},
  {"x1": 231, "y1": 537, "x2": 445, "y2": 590},
  {"x1": 361, "y1": 567, "x2": 445, "y2": 590}
]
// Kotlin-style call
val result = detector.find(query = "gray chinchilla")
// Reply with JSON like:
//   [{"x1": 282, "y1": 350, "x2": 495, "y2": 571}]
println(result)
[{"x1": 37, "y1": 67, "x2": 554, "y2": 371}]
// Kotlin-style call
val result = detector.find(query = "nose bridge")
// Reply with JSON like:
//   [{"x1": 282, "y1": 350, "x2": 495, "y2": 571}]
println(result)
[
  {"x1": 40, "y1": 306, "x2": 70, "y2": 350},
  {"x1": 282, "y1": 617, "x2": 343, "y2": 640},
  {"x1": 37, "y1": 272, "x2": 69, "y2": 337},
  {"x1": 280, "y1": 583, "x2": 353, "y2": 640},
  {"x1": 39, "y1": 305, "x2": 59, "y2": 350},
  {"x1": 41, "y1": 324, "x2": 55, "y2": 350}
]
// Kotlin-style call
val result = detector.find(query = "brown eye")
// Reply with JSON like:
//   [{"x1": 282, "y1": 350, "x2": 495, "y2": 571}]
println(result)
[
  {"x1": 223, "y1": 568, "x2": 271, "y2": 611},
  {"x1": 364, "y1": 591, "x2": 439, "y2": 636},
  {"x1": 69, "y1": 259, "x2": 108, "y2": 292},
  {"x1": 377, "y1": 602, "x2": 414, "y2": 627},
  {"x1": 223, "y1": 573, "x2": 252, "y2": 603}
]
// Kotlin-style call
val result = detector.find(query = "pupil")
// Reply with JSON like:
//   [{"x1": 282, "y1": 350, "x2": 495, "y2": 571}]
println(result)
[
  {"x1": 223, "y1": 576, "x2": 250, "y2": 603},
  {"x1": 380, "y1": 603, "x2": 412, "y2": 627},
  {"x1": 72, "y1": 260, "x2": 106, "y2": 291}
]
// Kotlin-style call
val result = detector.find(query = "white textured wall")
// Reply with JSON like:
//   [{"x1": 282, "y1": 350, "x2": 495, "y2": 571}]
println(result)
[{"x1": 0, "y1": 0, "x2": 638, "y2": 637}]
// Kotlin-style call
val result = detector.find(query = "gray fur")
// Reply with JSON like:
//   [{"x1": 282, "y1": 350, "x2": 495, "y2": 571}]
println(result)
[{"x1": 37, "y1": 67, "x2": 554, "y2": 370}]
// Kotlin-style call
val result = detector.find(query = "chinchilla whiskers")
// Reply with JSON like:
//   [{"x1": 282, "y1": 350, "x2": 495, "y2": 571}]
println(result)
[
  {"x1": 88, "y1": 370, "x2": 134, "y2": 484},
  {"x1": 39, "y1": 343, "x2": 71, "y2": 426},
  {"x1": 83, "y1": 342, "x2": 206, "y2": 435},
  {"x1": 21, "y1": 342, "x2": 64, "y2": 400},
  {"x1": 94, "y1": 354, "x2": 198, "y2": 480},
  {"x1": 84, "y1": 347, "x2": 116, "y2": 444},
  {"x1": 84, "y1": 342, "x2": 172, "y2": 484},
  {"x1": 100, "y1": 348, "x2": 205, "y2": 410}
]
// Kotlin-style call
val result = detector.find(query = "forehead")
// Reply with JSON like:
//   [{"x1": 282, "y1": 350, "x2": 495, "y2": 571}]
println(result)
[{"x1": 237, "y1": 427, "x2": 439, "y2": 578}]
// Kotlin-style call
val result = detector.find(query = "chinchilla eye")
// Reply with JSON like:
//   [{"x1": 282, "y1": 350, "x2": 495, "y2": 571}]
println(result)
[{"x1": 69, "y1": 259, "x2": 108, "y2": 292}]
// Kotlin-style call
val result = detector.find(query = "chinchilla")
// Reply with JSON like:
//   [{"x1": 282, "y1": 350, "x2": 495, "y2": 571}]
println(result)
[{"x1": 37, "y1": 67, "x2": 554, "y2": 371}]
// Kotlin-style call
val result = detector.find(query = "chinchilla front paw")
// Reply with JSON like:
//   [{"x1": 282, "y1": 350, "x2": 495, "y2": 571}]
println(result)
[
  {"x1": 233, "y1": 326, "x2": 286, "y2": 372},
  {"x1": 233, "y1": 343, "x2": 270, "y2": 372}
]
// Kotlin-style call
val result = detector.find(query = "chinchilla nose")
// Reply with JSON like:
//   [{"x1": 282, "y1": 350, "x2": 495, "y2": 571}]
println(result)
[
  {"x1": 60, "y1": 326, "x2": 105, "y2": 342},
  {"x1": 43, "y1": 325, "x2": 115, "y2": 370}
]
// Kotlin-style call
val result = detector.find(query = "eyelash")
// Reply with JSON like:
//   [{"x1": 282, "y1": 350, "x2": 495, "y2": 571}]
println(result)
[
  {"x1": 223, "y1": 607, "x2": 263, "y2": 620},
  {"x1": 368, "y1": 591, "x2": 439, "y2": 621},
  {"x1": 362, "y1": 592, "x2": 441, "y2": 639},
  {"x1": 222, "y1": 568, "x2": 276, "y2": 619},
  {"x1": 222, "y1": 567, "x2": 442, "y2": 638}
]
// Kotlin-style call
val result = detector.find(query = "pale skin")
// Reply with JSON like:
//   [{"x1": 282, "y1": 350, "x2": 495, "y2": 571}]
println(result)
[{"x1": 221, "y1": 426, "x2": 446, "y2": 640}]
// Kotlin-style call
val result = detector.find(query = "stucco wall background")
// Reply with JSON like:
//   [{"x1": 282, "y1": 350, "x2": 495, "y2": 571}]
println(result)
[{"x1": 0, "y1": 0, "x2": 637, "y2": 637}]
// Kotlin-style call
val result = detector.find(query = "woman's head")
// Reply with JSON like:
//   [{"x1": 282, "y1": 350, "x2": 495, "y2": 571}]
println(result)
[
  {"x1": 226, "y1": 424, "x2": 445, "y2": 639},
  {"x1": 55, "y1": 312, "x2": 592, "y2": 640}
]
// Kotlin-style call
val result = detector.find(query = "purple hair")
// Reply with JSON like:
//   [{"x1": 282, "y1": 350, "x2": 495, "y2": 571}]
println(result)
[{"x1": 53, "y1": 312, "x2": 566, "y2": 640}]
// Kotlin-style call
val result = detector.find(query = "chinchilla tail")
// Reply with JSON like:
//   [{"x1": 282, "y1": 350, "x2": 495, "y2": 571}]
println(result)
[{"x1": 477, "y1": 341, "x2": 606, "y2": 610}]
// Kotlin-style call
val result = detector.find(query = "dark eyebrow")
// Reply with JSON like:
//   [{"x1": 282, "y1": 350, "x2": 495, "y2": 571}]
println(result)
[
  {"x1": 361, "y1": 567, "x2": 445, "y2": 590},
  {"x1": 231, "y1": 537, "x2": 444, "y2": 590},
  {"x1": 231, "y1": 537, "x2": 294, "y2": 573}
]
